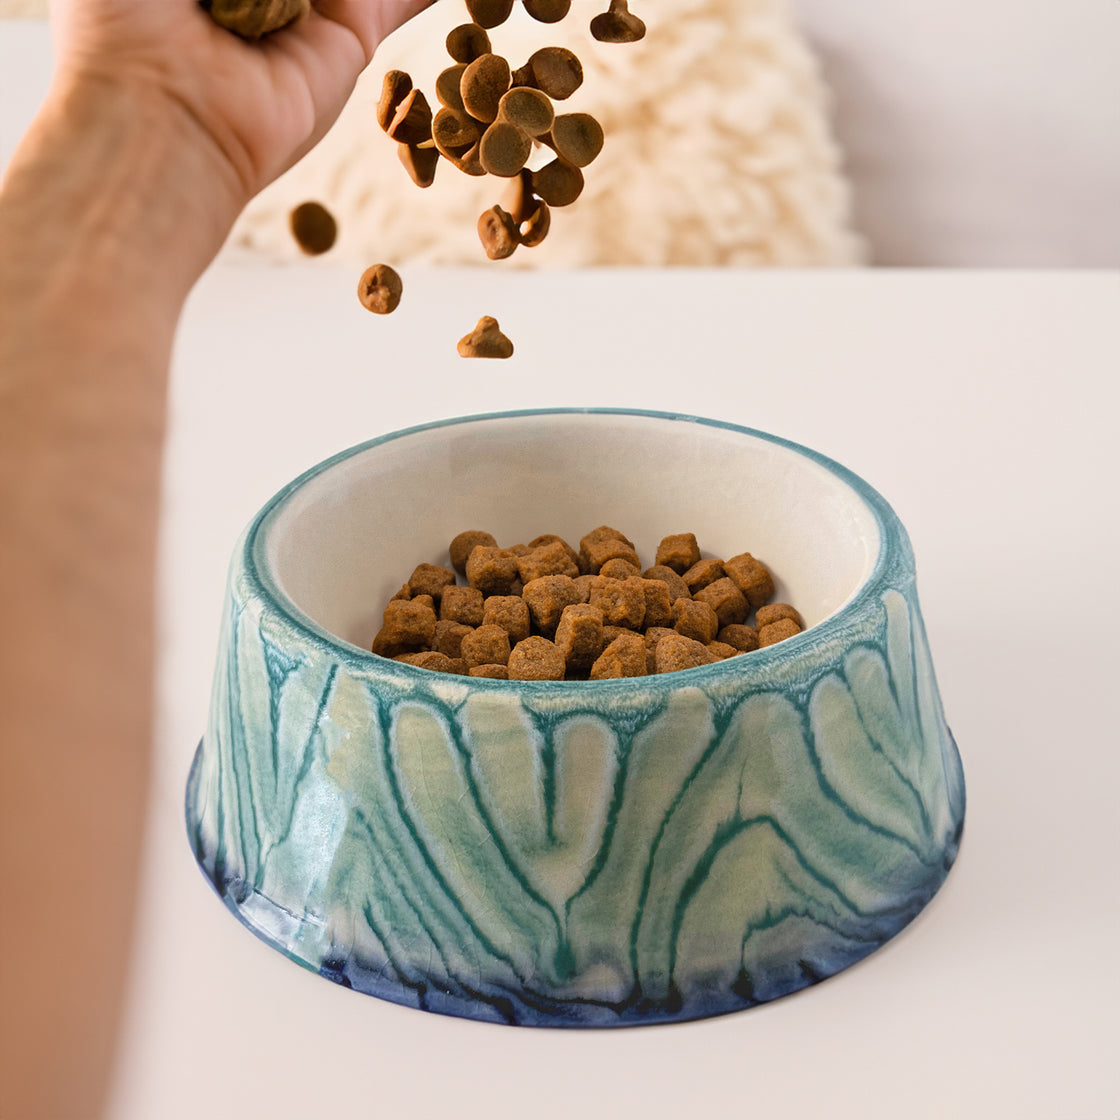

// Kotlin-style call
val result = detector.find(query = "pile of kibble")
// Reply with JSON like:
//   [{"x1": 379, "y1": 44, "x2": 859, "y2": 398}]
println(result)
[{"x1": 371, "y1": 527, "x2": 805, "y2": 680}]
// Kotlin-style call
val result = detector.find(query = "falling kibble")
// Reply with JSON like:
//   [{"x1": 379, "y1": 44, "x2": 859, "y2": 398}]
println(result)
[
  {"x1": 458, "y1": 316, "x2": 515, "y2": 359},
  {"x1": 289, "y1": 201, "x2": 337, "y2": 255},
  {"x1": 357, "y1": 264, "x2": 403, "y2": 315}
]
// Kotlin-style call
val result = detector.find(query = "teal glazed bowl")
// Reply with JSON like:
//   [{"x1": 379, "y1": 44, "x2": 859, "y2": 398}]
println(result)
[{"x1": 186, "y1": 409, "x2": 965, "y2": 1026}]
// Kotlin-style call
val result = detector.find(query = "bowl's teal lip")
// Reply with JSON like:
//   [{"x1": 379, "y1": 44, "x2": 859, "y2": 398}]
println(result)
[{"x1": 243, "y1": 408, "x2": 907, "y2": 693}]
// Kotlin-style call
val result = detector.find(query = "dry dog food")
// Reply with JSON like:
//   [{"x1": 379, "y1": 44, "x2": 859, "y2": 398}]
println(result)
[
  {"x1": 288, "y1": 200, "x2": 338, "y2": 255},
  {"x1": 370, "y1": 527, "x2": 804, "y2": 680}
]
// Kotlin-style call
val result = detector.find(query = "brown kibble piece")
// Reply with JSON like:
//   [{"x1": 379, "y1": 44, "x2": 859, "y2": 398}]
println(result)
[
  {"x1": 480, "y1": 120, "x2": 533, "y2": 178},
  {"x1": 440, "y1": 584, "x2": 486, "y2": 626},
  {"x1": 435, "y1": 65, "x2": 468, "y2": 111},
  {"x1": 682, "y1": 557, "x2": 726, "y2": 594},
  {"x1": 508, "y1": 636, "x2": 566, "y2": 681},
  {"x1": 638, "y1": 578, "x2": 674, "y2": 630},
  {"x1": 206, "y1": 0, "x2": 308, "y2": 38},
  {"x1": 461, "y1": 624, "x2": 513, "y2": 668},
  {"x1": 655, "y1": 533, "x2": 701, "y2": 575},
  {"x1": 528, "y1": 534, "x2": 581, "y2": 568},
  {"x1": 717, "y1": 624, "x2": 760, "y2": 653},
  {"x1": 643, "y1": 565, "x2": 691, "y2": 604},
  {"x1": 532, "y1": 159, "x2": 585, "y2": 207},
  {"x1": 590, "y1": 632, "x2": 647, "y2": 679},
  {"x1": 377, "y1": 70, "x2": 414, "y2": 131},
  {"x1": 407, "y1": 563, "x2": 458, "y2": 601},
  {"x1": 519, "y1": 198, "x2": 552, "y2": 247},
  {"x1": 572, "y1": 575, "x2": 596, "y2": 603},
  {"x1": 498, "y1": 87, "x2": 555, "y2": 138},
  {"x1": 599, "y1": 557, "x2": 641, "y2": 580},
  {"x1": 433, "y1": 107, "x2": 481, "y2": 154},
  {"x1": 357, "y1": 264, "x2": 403, "y2": 315},
  {"x1": 446, "y1": 23, "x2": 491, "y2": 63},
  {"x1": 759, "y1": 618, "x2": 803, "y2": 647},
  {"x1": 375, "y1": 599, "x2": 437, "y2": 653},
  {"x1": 589, "y1": 577, "x2": 646, "y2": 630},
  {"x1": 433, "y1": 620, "x2": 474, "y2": 659},
  {"x1": 395, "y1": 651, "x2": 467, "y2": 675},
  {"x1": 289, "y1": 201, "x2": 337, "y2": 255},
  {"x1": 522, "y1": 575, "x2": 582, "y2": 635},
  {"x1": 390, "y1": 584, "x2": 411, "y2": 602},
  {"x1": 655, "y1": 633, "x2": 714, "y2": 674},
  {"x1": 478, "y1": 205, "x2": 520, "y2": 261},
  {"x1": 523, "y1": 47, "x2": 584, "y2": 100},
  {"x1": 458, "y1": 316, "x2": 515, "y2": 359},
  {"x1": 398, "y1": 142, "x2": 440, "y2": 189},
  {"x1": 590, "y1": 0, "x2": 647, "y2": 43},
  {"x1": 548, "y1": 113, "x2": 605, "y2": 168},
  {"x1": 523, "y1": 0, "x2": 572, "y2": 21},
  {"x1": 707, "y1": 641, "x2": 741, "y2": 661},
  {"x1": 483, "y1": 595, "x2": 532, "y2": 643},
  {"x1": 470, "y1": 664, "x2": 510, "y2": 679},
  {"x1": 462, "y1": 54, "x2": 512, "y2": 124},
  {"x1": 756, "y1": 603, "x2": 804, "y2": 630},
  {"x1": 466, "y1": 0, "x2": 515, "y2": 28},
  {"x1": 582, "y1": 536, "x2": 640, "y2": 575},
  {"x1": 673, "y1": 597, "x2": 719, "y2": 644},
  {"x1": 725, "y1": 552, "x2": 776, "y2": 608},
  {"x1": 693, "y1": 576, "x2": 749, "y2": 628},
  {"x1": 450, "y1": 530, "x2": 498, "y2": 573},
  {"x1": 602, "y1": 624, "x2": 629, "y2": 646},
  {"x1": 554, "y1": 603, "x2": 605, "y2": 671},
  {"x1": 465, "y1": 546, "x2": 520, "y2": 595},
  {"x1": 411, "y1": 594, "x2": 436, "y2": 613},
  {"x1": 387, "y1": 88, "x2": 433, "y2": 146},
  {"x1": 517, "y1": 539, "x2": 581, "y2": 582}
]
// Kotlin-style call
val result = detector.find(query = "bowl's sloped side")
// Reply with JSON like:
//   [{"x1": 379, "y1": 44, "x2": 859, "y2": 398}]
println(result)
[{"x1": 187, "y1": 560, "x2": 965, "y2": 1026}]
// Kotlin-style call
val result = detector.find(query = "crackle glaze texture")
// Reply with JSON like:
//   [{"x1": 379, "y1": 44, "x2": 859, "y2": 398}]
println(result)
[{"x1": 186, "y1": 414, "x2": 964, "y2": 1026}]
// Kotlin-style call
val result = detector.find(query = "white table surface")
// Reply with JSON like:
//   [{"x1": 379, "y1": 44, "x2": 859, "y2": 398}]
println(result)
[{"x1": 94, "y1": 262, "x2": 1117, "y2": 1120}]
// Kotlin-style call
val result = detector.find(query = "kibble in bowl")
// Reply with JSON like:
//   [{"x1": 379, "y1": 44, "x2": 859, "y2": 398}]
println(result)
[{"x1": 187, "y1": 409, "x2": 965, "y2": 1027}]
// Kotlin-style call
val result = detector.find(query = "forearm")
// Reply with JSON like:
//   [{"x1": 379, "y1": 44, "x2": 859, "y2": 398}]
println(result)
[{"x1": 0, "y1": 75, "x2": 235, "y2": 1120}]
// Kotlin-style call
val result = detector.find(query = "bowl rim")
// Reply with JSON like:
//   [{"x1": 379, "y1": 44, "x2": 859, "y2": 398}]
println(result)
[{"x1": 242, "y1": 408, "x2": 908, "y2": 692}]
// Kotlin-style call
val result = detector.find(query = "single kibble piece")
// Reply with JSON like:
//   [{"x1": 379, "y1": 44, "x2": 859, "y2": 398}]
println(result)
[
  {"x1": 377, "y1": 70, "x2": 413, "y2": 131},
  {"x1": 643, "y1": 626, "x2": 677, "y2": 672},
  {"x1": 554, "y1": 603, "x2": 605, "y2": 671},
  {"x1": 673, "y1": 597, "x2": 719, "y2": 644},
  {"x1": 682, "y1": 557, "x2": 727, "y2": 594},
  {"x1": 440, "y1": 583, "x2": 486, "y2": 626},
  {"x1": 517, "y1": 539, "x2": 581, "y2": 582},
  {"x1": 396, "y1": 651, "x2": 467, "y2": 675},
  {"x1": 433, "y1": 620, "x2": 474, "y2": 660},
  {"x1": 289, "y1": 201, "x2": 337, "y2": 255},
  {"x1": 387, "y1": 88, "x2": 433, "y2": 146},
  {"x1": 450, "y1": 530, "x2": 498, "y2": 573},
  {"x1": 724, "y1": 552, "x2": 776, "y2": 608},
  {"x1": 508, "y1": 636, "x2": 566, "y2": 681},
  {"x1": 572, "y1": 574, "x2": 597, "y2": 603},
  {"x1": 756, "y1": 603, "x2": 804, "y2": 630},
  {"x1": 461, "y1": 624, "x2": 513, "y2": 668},
  {"x1": 458, "y1": 316, "x2": 515, "y2": 359},
  {"x1": 602, "y1": 624, "x2": 630, "y2": 646},
  {"x1": 655, "y1": 633, "x2": 714, "y2": 674},
  {"x1": 374, "y1": 599, "x2": 436, "y2": 654},
  {"x1": 206, "y1": 0, "x2": 309, "y2": 39},
  {"x1": 717, "y1": 623, "x2": 760, "y2": 653},
  {"x1": 590, "y1": 632, "x2": 647, "y2": 679},
  {"x1": 478, "y1": 205, "x2": 520, "y2": 260},
  {"x1": 446, "y1": 22, "x2": 491, "y2": 63},
  {"x1": 549, "y1": 113, "x2": 605, "y2": 168},
  {"x1": 483, "y1": 594, "x2": 532, "y2": 643},
  {"x1": 435, "y1": 65, "x2": 469, "y2": 111},
  {"x1": 707, "y1": 641, "x2": 741, "y2": 661},
  {"x1": 357, "y1": 264, "x2": 403, "y2": 315},
  {"x1": 466, "y1": 545, "x2": 520, "y2": 596},
  {"x1": 523, "y1": 0, "x2": 572, "y2": 22},
  {"x1": 599, "y1": 557, "x2": 641, "y2": 580},
  {"x1": 498, "y1": 87, "x2": 555, "y2": 137},
  {"x1": 470, "y1": 664, "x2": 510, "y2": 679},
  {"x1": 407, "y1": 563, "x2": 458, "y2": 601},
  {"x1": 591, "y1": 0, "x2": 647, "y2": 43},
  {"x1": 528, "y1": 534, "x2": 581, "y2": 568},
  {"x1": 759, "y1": 618, "x2": 802, "y2": 647},
  {"x1": 655, "y1": 533, "x2": 701, "y2": 575},
  {"x1": 693, "y1": 576, "x2": 749, "y2": 628},
  {"x1": 582, "y1": 535, "x2": 640, "y2": 574},
  {"x1": 522, "y1": 47, "x2": 584, "y2": 100},
  {"x1": 466, "y1": 0, "x2": 516, "y2": 29},
  {"x1": 523, "y1": 574, "x2": 582, "y2": 634},
  {"x1": 643, "y1": 565, "x2": 691, "y2": 604},
  {"x1": 532, "y1": 159, "x2": 585, "y2": 207},
  {"x1": 411, "y1": 594, "x2": 436, "y2": 613},
  {"x1": 462, "y1": 54, "x2": 512, "y2": 124},
  {"x1": 433, "y1": 107, "x2": 480, "y2": 154},
  {"x1": 480, "y1": 120, "x2": 533, "y2": 178},
  {"x1": 589, "y1": 577, "x2": 646, "y2": 629},
  {"x1": 638, "y1": 578, "x2": 674, "y2": 629},
  {"x1": 398, "y1": 142, "x2": 440, "y2": 189},
  {"x1": 519, "y1": 198, "x2": 552, "y2": 247}
]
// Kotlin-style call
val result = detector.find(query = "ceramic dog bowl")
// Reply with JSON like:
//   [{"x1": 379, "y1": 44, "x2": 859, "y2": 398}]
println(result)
[{"x1": 186, "y1": 409, "x2": 965, "y2": 1026}]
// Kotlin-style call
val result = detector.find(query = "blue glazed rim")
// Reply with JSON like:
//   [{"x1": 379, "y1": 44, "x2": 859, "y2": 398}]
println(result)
[{"x1": 241, "y1": 407, "x2": 910, "y2": 692}]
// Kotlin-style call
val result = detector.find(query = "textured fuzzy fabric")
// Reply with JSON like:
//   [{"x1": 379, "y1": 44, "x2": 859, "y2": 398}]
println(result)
[{"x1": 237, "y1": 0, "x2": 863, "y2": 266}]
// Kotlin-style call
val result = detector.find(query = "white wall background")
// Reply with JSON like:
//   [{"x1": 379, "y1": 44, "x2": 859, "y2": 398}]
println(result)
[{"x1": 3, "y1": 0, "x2": 1119, "y2": 266}]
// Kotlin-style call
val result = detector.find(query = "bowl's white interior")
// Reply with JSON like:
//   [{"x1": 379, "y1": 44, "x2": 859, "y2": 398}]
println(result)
[{"x1": 262, "y1": 414, "x2": 882, "y2": 651}]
